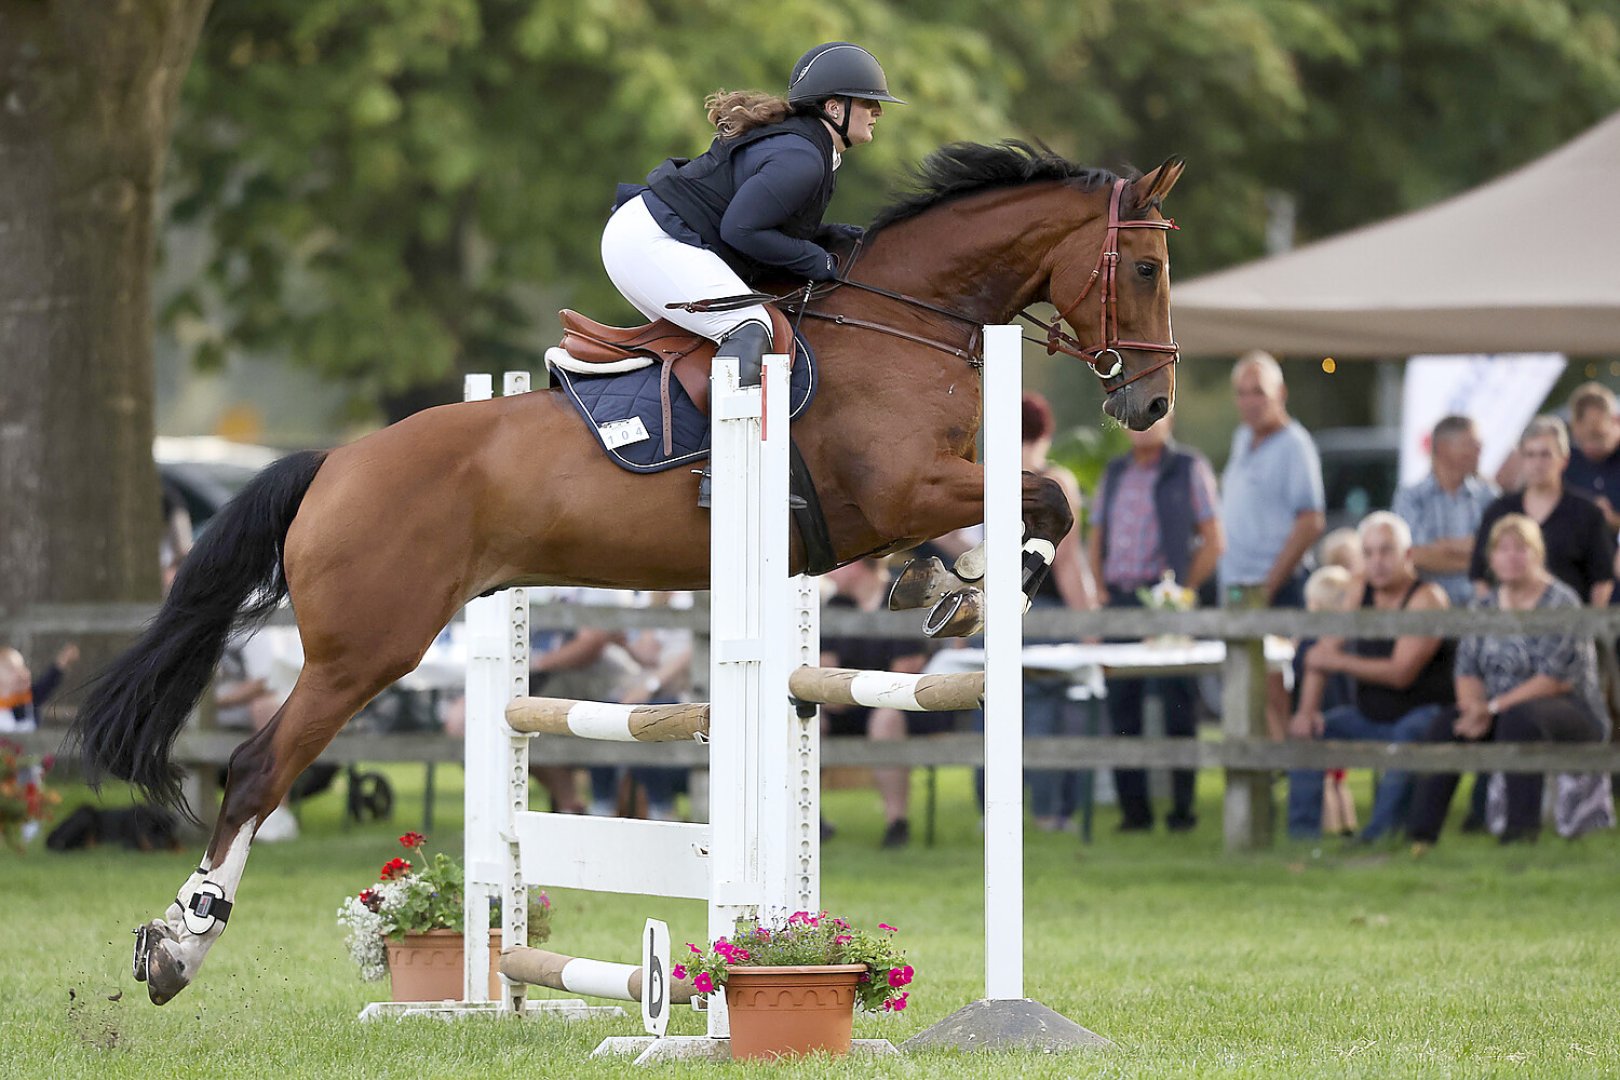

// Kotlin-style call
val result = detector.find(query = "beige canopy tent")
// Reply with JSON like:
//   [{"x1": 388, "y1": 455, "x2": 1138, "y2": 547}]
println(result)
[{"x1": 1172, "y1": 110, "x2": 1620, "y2": 359}]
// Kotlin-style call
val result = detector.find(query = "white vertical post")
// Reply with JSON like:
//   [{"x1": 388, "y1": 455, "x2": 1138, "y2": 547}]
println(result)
[
  {"x1": 463, "y1": 373, "x2": 530, "y2": 1011},
  {"x1": 756, "y1": 354, "x2": 794, "y2": 922},
  {"x1": 790, "y1": 571, "x2": 821, "y2": 913},
  {"x1": 462, "y1": 374, "x2": 498, "y2": 1005},
  {"x1": 499, "y1": 372, "x2": 531, "y2": 1010},
  {"x1": 982, "y1": 325, "x2": 1024, "y2": 1000},
  {"x1": 705, "y1": 354, "x2": 747, "y2": 1039}
]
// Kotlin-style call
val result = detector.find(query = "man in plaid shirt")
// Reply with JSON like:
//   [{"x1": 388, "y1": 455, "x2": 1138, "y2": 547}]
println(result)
[{"x1": 1087, "y1": 416, "x2": 1223, "y2": 833}]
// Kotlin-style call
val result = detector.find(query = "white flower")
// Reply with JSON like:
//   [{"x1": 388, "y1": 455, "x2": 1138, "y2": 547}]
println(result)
[{"x1": 336, "y1": 878, "x2": 415, "y2": 982}]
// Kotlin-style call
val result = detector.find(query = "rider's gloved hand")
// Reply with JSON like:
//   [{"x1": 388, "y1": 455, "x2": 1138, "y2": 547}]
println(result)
[{"x1": 805, "y1": 249, "x2": 842, "y2": 282}]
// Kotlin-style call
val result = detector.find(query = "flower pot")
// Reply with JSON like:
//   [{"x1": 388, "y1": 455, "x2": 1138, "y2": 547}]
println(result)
[
  {"x1": 724, "y1": 964, "x2": 866, "y2": 1061},
  {"x1": 385, "y1": 929, "x2": 463, "y2": 1002}
]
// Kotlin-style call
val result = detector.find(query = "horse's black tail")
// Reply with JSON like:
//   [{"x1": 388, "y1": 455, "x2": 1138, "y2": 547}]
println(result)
[{"x1": 69, "y1": 450, "x2": 329, "y2": 820}]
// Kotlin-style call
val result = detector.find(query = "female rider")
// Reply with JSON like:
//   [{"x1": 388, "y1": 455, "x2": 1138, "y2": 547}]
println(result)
[{"x1": 601, "y1": 42, "x2": 903, "y2": 503}]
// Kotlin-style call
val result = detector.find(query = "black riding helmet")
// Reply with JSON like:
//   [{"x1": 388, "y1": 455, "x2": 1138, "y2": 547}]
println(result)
[{"x1": 787, "y1": 42, "x2": 904, "y2": 148}]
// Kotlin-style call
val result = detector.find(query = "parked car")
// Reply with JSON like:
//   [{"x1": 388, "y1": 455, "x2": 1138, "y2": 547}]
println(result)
[
  {"x1": 154, "y1": 435, "x2": 281, "y2": 532},
  {"x1": 1314, "y1": 427, "x2": 1400, "y2": 532}
]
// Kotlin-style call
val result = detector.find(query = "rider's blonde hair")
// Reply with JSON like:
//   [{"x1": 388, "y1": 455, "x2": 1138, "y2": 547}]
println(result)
[{"x1": 706, "y1": 90, "x2": 792, "y2": 138}]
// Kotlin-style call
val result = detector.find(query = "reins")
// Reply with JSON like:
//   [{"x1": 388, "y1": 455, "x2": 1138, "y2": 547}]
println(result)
[{"x1": 668, "y1": 178, "x2": 1181, "y2": 389}]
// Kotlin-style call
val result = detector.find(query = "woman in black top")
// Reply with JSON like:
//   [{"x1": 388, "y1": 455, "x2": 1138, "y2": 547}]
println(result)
[{"x1": 1470, "y1": 417, "x2": 1613, "y2": 604}]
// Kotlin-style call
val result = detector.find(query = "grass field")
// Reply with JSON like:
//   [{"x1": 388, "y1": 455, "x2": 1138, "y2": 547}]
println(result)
[{"x1": 5, "y1": 765, "x2": 1618, "y2": 1078}]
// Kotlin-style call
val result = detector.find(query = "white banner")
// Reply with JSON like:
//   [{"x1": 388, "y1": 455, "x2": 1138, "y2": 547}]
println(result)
[{"x1": 1399, "y1": 354, "x2": 1567, "y2": 486}]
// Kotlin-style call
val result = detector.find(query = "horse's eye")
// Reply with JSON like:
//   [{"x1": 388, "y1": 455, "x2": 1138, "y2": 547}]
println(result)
[{"x1": 1136, "y1": 261, "x2": 1159, "y2": 281}]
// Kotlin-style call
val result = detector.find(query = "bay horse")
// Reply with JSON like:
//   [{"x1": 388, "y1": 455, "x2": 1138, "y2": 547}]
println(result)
[{"x1": 74, "y1": 142, "x2": 1184, "y2": 1005}]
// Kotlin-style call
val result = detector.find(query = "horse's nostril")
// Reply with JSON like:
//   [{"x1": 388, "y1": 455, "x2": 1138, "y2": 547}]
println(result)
[{"x1": 1145, "y1": 396, "x2": 1169, "y2": 423}]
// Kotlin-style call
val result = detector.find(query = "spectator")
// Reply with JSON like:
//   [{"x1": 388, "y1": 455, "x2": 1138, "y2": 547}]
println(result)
[
  {"x1": 1311, "y1": 529, "x2": 1363, "y2": 712},
  {"x1": 1220, "y1": 351, "x2": 1326, "y2": 738},
  {"x1": 1086, "y1": 413, "x2": 1222, "y2": 833},
  {"x1": 0, "y1": 642, "x2": 79, "y2": 732},
  {"x1": 159, "y1": 476, "x2": 194, "y2": 596},
  {"x1": 1318, "y1": 528, "x2": 1364, "y2": 582},
  {"x1": 618, "y1": 592, "x2": 695, "y2": 821},
  {"x1": 1287, "y1": 512, "x2": 1453, "y2": 841},
  {"x1": 1022, "y1": 391, "x2": 1098, "y2": 830},
  {"x1": 1298, "y1": 566, "x2": 1358, "y2": 834},
  {"x1": 1409, "y1": 515, "x2": 1608, "y2": 848},
  {"x1": 1565, "y1": 382, "x2": 1620, "y2": 530},
  {"x1": 819, "y1": 558, "x2": 934, "y2": 847},
  {"x1": 1394, "y1": 416, "x2": 1497, "y2": 608},
  {"x1": 1470, "y1": 417, "x2": 1612, "y2": 606}
]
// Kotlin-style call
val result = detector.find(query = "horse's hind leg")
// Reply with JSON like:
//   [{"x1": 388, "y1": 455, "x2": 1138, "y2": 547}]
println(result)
[{"x1": 132, "y1": 666, "x2": 396, "y2": 1004}]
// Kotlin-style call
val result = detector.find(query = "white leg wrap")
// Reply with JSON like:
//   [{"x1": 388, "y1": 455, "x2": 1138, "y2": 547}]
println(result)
[
  {"x1": 953, "y1": 541, "x2": 988, "y2": 583},
  {"x1": 162, "y1": 820, "x2": 257, "y2": 971}
]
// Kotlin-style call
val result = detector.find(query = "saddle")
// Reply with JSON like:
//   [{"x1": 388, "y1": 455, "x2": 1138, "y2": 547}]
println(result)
[{"x1": 549, "y1": 305, "x2": 797, "y2": 416}]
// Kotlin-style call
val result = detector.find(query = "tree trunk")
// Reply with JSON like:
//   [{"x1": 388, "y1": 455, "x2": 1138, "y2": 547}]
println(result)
[{"x1": 0, "y1": 1, "x2": 212, "y2": 633}]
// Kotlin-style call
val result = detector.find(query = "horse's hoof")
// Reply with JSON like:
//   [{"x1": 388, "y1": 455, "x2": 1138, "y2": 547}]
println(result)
[
  {"x1": 923, "y1": 588, "x2": 984, "y2": 639},
  {"x1": 888, "y1": 557, "x2": 956, "y2": 611},
  {"x1": 133, "y1": 921, "x2": 188, "y2": 1005},
  {"x1": 953, "y1": 546, "x2": 987, "y2": 584}
]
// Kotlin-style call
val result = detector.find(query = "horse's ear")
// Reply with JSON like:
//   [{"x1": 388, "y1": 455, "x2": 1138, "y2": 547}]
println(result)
[{"x1": 1129, "y1": 156, "x2": 1185, "y2": 209}]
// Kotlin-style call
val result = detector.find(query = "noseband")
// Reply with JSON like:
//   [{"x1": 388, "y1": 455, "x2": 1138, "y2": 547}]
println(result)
[{"x1": 1020, "y1": 177, "x2": 1180, "y2": 392}]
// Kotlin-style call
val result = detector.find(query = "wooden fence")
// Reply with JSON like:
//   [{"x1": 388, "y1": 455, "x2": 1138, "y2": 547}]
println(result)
[{"x1": 6, "y1": 600, "x2": 1620, "y2": 851}]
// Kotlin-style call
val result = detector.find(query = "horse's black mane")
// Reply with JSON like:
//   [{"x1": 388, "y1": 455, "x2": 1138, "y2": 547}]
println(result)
[{"x1": 869, "y1": 141, "x2": 1136, "y2": 231}]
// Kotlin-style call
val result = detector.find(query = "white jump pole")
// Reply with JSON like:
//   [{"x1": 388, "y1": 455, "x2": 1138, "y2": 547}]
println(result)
[
  {"x1": 902, "y1": 326, "x2": 1108, "y2": 1053},
  {"x1": 982, "y1": 323, "x2": 1024, "y2": 1001}
]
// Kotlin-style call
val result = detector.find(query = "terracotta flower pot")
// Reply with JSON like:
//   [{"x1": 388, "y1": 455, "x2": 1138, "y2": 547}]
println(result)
[
  {"x1": 724, "y1": 964, "x2": 866, "y2": 1061},
  {"x1": 385, "y1": 928, "x2": 463, "y2": 1002}
]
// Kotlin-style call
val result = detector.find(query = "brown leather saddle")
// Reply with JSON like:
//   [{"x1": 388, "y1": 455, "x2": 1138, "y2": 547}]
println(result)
[{"x1": 555, "y1": 305, "x2": 797, "y2": 417}]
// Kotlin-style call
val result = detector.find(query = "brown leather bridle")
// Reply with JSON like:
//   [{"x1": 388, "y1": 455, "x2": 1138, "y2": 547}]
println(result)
[
  {"x1": 1018, "y1": 177, "x2": 1180, "y2": 391},
  {"x1": 675, "y1": 177, "x2": 1180, "y2": 389}
]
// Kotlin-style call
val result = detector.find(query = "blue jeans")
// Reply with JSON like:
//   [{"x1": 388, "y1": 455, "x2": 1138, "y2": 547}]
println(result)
[
  {"x1": 1287, "y1": 703, "x2": 1445, "y2": 840},
  {"x1": 1025, "y1": 676, "x2": 1080, "y2": 818}
]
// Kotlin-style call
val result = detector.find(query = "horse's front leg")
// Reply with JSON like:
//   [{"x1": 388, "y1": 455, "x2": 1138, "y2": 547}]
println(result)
[{"x1": 874, "y1": 461, "x2": 1073, "y2": 637}]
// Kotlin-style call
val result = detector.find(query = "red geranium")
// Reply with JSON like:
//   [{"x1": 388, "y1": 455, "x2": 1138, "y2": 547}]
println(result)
[
  {"x1": 379, "y1": 856, "x2": 412, "y2": 881},
  {"x1": 398, "y1": 831, "x2": 425, "y2": 849}
]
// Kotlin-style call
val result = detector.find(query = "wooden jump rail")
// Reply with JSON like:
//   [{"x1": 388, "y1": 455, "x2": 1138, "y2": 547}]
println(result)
[
  {"x1": 787, "y1": 666, "x2": 986, "y2": 712},
  {"x1": 505, "y1": 697, "x2": 710, "y2": 742},
  {"x1": 499, "y1": 947, "x2": 696, "y2": 1005}
]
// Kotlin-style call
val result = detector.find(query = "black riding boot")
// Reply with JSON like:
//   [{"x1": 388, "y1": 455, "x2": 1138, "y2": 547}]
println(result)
[{"x1": 697, "y1": 321, "x2": 772, "y2": 508}]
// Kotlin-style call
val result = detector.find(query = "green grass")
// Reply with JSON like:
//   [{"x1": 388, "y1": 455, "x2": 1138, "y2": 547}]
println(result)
[{"x1": 4, "y1": 765, "x2": 1619, "y2": 1078}]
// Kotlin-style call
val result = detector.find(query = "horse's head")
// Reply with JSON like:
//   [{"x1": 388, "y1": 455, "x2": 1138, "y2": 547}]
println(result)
[{"x1": 1045, "y1": 158, "x2": 1185, "y2": 431}]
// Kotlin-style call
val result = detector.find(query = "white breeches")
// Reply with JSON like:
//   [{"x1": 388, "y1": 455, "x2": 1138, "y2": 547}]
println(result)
[{"x1": 600, "y1": 194, "x2": 772, "y2": 344}]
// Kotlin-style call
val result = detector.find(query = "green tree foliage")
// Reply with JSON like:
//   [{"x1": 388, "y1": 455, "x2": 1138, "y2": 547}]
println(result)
[
  {"x1": 165, "y1": 0, "x2": 1620, "y2": 413},
  {"x1": 166, "y1": 0, "x2": 1011, "y2": 410}
]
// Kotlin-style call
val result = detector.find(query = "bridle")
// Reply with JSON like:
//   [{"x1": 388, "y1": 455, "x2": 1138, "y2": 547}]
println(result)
[
  {"x1": 1017, "y1": 178, "x2": 1180, "y2": 391},
  {"x1": 674, "y1": 178, "x2": 1180, "y2": 390}
]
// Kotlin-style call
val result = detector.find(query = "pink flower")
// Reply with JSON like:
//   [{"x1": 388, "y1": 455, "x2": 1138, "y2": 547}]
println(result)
[
  {"x1": 733, "y1": 948, "x2": 750, "y2": 961},
  {"x1": 789, "y1": 911, "x2": 811, "y2": 925},
  {"x1": 878, "y1": 923, "x2": 897, "y2": 933},
  {"x1": 832, "y1": 918, "x2": 849, "y2": 929},
  {"x1": 693, "y1": 972, "x2": 715, "y2": 994},
  {"x1": 834, "y1": 934, "x2": 852, "y2": 946},
  {"x1": 883, "y1": 991, "x2": 909, "y2": 1012},
  {"x1": 688, "y1": 943, "x2": 703, "y2": 955},
  {"x1": 888, "y1": 964, "x2": 914, "y2": 988},
  {"x1": 671, "y1": 964, "x2": 687, "y2": 981}
]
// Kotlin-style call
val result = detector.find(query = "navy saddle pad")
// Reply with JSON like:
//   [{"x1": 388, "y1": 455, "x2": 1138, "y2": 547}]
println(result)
[{"x1": 549, "y1": 331, "x2": 817, "y2": 473}]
